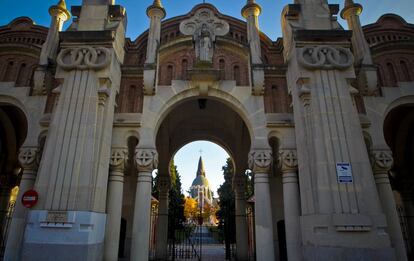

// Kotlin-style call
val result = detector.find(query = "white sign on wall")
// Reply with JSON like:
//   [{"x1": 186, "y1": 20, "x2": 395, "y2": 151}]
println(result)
[{"x1": 336, "y1": 162, "x2": 353, "y2": 183}]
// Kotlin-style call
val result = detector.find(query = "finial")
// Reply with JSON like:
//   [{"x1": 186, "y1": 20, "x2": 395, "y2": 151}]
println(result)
[
  {"x1": 49, "y1": 0, "x2": 71, "y2": 21},
  {"x1": 340, "y1": 0, "x2": 363, "y2": 19},
  {"x1": 242, "y1": 0, "x2": 262, "y2": 19},
  {"x1": 146, "y1": 0, "x2": 166, "y2": 19}
]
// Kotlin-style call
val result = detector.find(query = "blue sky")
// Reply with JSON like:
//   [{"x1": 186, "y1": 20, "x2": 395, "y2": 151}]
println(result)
[
  {"x1": 2, "y1": 0, "x2": 413, "y2": 195},
  {"x1": 1, "y1": 1, "x2": 413, "y2": 41}
]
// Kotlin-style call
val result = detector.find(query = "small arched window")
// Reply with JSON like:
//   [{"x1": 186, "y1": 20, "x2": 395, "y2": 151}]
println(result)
[
  {"x1": 181, "y1": 59, "x2": 188, "y2": 80},
  {"x1": 3, "y1": 61, "x2": 14, "y2": 82},
  {"x1": 219, "y1": 59, "x2": 225, "y2": 80},
  {"x1": 166, "y1": 65, "x2": 174, "y2": 85},
  {"x1": 15, "y1": 63, "x2": 27, "y2": 86},
  {"x1": 400, "y1": 60, "x2": 411, "y2": 81},
  {"x1": 387, "y1": 62, "x2": 397, "y2": 86},
  {"x1": 233, "y1": 65, "x2": 240, "y2": 86}
]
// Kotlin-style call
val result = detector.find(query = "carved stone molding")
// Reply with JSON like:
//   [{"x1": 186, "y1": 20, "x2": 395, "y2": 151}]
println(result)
[
  {"x1": 248, "y1": 150, "x2": 272, "y2": 173},
  {"x1": 135, "y1": 149, "x2": 158, "y2": 172},
  {"x1": 298, "y1": 46, "x2": 354, "y2": 70},
  {"x1": 371, "y1": 150, "x2": 394, "y2": 173},
  {"x1": 279, "y1": 149, "x2": 298, "y2": 172},
  {"x1": 109, "y1": 148, "x2": 128, "y2": 172},
  {"x1": 18, "y1": 147, "x2": 39, "y2": 170},
  {"x1": 57, "y1": 46, "x2": 111, "y2": 71}
]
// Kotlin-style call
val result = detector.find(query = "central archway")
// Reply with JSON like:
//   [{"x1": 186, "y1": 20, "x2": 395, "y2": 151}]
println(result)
[{"x1": 154, "y1": 97, "x2": 252, "y2": 260}]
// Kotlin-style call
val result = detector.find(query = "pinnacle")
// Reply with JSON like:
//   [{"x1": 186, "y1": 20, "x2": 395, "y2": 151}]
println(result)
[
  {"x1": 57, "y1": 0, "x2": 67, "y2": 10},
  {"x1": 197, "y1": 156, "x2": 206, "y2": 177},
  {"x1": 344, "y1": 0, "x2": 355, "y2": 7},
  {"x1": 152, "y1": 0, "x2": 163, "y2": 8}
]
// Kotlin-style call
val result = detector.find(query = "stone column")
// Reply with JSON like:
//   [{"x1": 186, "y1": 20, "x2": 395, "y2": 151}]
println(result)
[
  {"x1": 233, "y1": 175, "x2": 249, "y2": 261},
  {"x1": 155, "y1": 176, "x2": 171, "y2": 260},
  {"x1": 143, "y1": 0, "x2": 166, "y2": 95},
  {"x1": 131, "y1": 149, "x2": 158, "y2": 261},
  {"x1": 241, "y1": 0, "x2": 264, "y2": 95},
  {"x1": 104, "y1": 148, "x2": 127, "y2": 261},
  {"x1": 249, "y1": 149, "x2": 275, "y2": 261},
  {"x1": 4, "y1": 147, "x2": 38, "y2": 261},
  {"x1": 372, "y1": 150, "x2": 408, "y2": 261},
  {"x1": 279, "y1": 149, "x2": 302, "y2": 261}
]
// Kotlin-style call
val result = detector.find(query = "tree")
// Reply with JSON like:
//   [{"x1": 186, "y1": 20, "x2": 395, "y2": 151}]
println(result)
[
  {"x1": 217, "y1": 158, "x2": 236, "y2": 257},
  {"x1": 183, "y1": 197, "x2": 199, "y2": 223},
  {"x1": 168, "y1": 160, "x2": 185, "y2": 238}
]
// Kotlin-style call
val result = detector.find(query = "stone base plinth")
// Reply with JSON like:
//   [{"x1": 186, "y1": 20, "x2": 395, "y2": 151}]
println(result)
[{"x1": 21, "y1": 210, "x2": 106, "y2": 261}]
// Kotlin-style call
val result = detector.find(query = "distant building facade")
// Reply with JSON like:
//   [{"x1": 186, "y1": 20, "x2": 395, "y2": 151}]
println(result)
[{"x1": 0, "y1": 0, "x2": 413, "y2": 260}]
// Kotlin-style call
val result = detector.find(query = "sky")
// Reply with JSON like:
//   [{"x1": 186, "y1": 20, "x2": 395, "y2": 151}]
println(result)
[
  {"x1": 1, "y1": 1, "x2": 413, "y2": 41},
  {"x1": 173, "y1": 141, "x2": 229, "y2": 197}
]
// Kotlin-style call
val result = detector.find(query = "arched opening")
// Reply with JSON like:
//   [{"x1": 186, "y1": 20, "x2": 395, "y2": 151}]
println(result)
[
  {"x1": 0, "y1": 104, "x2": 27, "y2": 255},
  {"x1": 153, "y1": 97, "x2": 253, "y2": 260},
  {"x1": 384, "y1": 102, "x2": 414, "y2": 259}
]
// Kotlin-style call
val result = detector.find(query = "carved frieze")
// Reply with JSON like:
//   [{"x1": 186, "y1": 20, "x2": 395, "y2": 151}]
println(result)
[
  {"x1": 248, "y1": 150, "x2": 272, "y2": 173},
  {"x1": 298, "y1": 46, "x2": 354, "y2": 70},
  {"x1": 57, "y1": 46, "x2": 111, "y2": 71},
  {"x1": 135, "y1": 149, "x2": 158, "y2": 172}
]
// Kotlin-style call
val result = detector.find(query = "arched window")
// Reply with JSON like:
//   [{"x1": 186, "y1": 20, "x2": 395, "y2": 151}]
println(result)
[
  {"x1": 15, "y1": 63, "x2": 27, "y2": 86},
  {"x1": 233, "y1": 65, "x2": 240, "y2": 86},
  {"x1": 3, "y1": 61, "x2": 14, "y2": 82},
  {"x1": 166, "y1": 65, "x2": 173, "y2": 85},
  {"x1": 400, "y1": 60, "x2": 411, "y2": 81},
  {"x1": 219, "y1": 59, "x2": 225, "y2": 80},
  {"x1": 387, "y1": 62, "x2": 397, "y2": 86},
  {"x1": 181, "y1": 59, "x2": 188, "y2": 80},
  {"x1": 128, "y1": 85, "x2": 137, "y2": 112}
]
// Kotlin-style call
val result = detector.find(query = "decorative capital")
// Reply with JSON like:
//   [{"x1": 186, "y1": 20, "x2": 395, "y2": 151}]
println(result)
[
  {"x1": 135, "y1": 149, "x2": 158, "y2": 172},
  {"x1": 232, "y1": 175, "x2": 247, "y2": 193},
  {"x1": 248, "y1": 149, "x2": 272, "y2": 173},
  {"x1": 18, "y1": 147, "x2": 39, "y2": 170},
  {"x1": 157, "y1": 176, "x2": 171, "y2": 193},
  {"x1": 279, "y1": 149, "x2": 298, "y2": 172},
  {"x1": 109, "y1": 148, "x2": 128, "y2": 172},
  {"x1": 371, "y1": 150, "x2": 394, "y2": 173},
  {"x1": 57, "y1": 46, "x2": 111, "y2": 71},
  {"x1": 298, "y1": 46, "x2": 354, "y2": 71}
]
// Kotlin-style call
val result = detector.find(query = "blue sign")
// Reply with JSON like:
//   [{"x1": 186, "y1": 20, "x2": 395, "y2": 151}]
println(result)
[{"x1": 336, "y1": 162, "x2": 353, "y2": 183}]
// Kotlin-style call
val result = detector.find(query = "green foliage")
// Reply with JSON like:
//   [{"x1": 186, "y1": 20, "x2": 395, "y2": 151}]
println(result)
[
  {"x1": 168, "y1": 160, "x2": 186, "y2": 239},
  {"x1": 217, "y1": 158, "x2": 236, "y2": 243}
]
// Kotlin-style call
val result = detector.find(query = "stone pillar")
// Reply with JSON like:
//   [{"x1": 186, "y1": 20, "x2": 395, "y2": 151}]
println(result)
[
  {"x1": 340, "y1": 0, "x2": 377, "y2": 93},
  {"x1": 372, "y1": 150, "x2": 408, "y2": 261},
  {"x1": 279, "y1": 149, "x2": 302, "y2": 261},
  {"x1": 33, "y1": 0, "x2": 71, "y2": 95},
  {"x1": 131, "y1": 149, "x2": 158, "y2": 261},
  {"x1": 241, "y1": 0, "x2": 265, "y2": 95},
  {"x1": 104, "y1": 148, "x2": 127, "y2": 261},
  {"x1": 233, "y1": 175, "x2": 249, "y2": 261},
  {"x1": 143, "y1": 0, "x2": 166, "y2": 95},
  {"x1": 249, "y1": 149, "x2": 275, "y2": 261},
  {"x1": 4, "y1": 147, "x2": 38, "y2": 261},
  {"x1": 155, "y1": 176, "x2": 171, "y2": 260}
]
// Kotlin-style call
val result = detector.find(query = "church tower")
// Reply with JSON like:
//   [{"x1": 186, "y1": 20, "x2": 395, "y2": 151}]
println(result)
[{"x1": 190, "y1": 156, "x2": 213, "y2": 207}]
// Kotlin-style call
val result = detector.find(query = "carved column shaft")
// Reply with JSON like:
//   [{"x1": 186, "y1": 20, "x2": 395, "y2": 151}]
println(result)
[
  {"x1": 4, "y1": 147, "x2": 39, "y2": 261},
  {"x1": 131, "y1": 148, "x2": 158, "y2": 261},
  {"x1": 155, "y1": 176, "x2": 171, "y2": 260},
  {"x1": 104, "y1": 148, "x2": 127, "y2": 261},
  {"x1": 279, "y1": 149, "x2": 302, "y2": 261},
  {"x1": 249, "y1": 149, "x2": 275, "y2": 261},
  {"x1": 372, "y1": 150, "x2": 407, "y2": 261}
]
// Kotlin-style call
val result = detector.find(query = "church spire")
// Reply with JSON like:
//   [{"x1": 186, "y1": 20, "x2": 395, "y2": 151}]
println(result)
[{"x1": 196, "y1": 156, "x2": 206, "y2": 177}]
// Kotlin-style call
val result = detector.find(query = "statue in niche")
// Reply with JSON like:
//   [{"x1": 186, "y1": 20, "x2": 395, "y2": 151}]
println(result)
[
  {"x1": 179, "y1": 8, "x2": 230, "y2": 64},
  {"x1": 195, "y1": 23, "x2": 213, "y2": 62}
]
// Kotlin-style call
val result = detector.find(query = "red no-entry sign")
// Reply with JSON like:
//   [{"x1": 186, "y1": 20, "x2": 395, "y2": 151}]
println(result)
[{"x1": 21, "y1": 190, "x2": 38, "y2": 208}]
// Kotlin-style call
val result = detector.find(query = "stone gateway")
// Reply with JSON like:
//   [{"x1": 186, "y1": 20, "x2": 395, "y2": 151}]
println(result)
[{"x1": 0, "y1": 0, "x2": 413, "y2": 260}]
